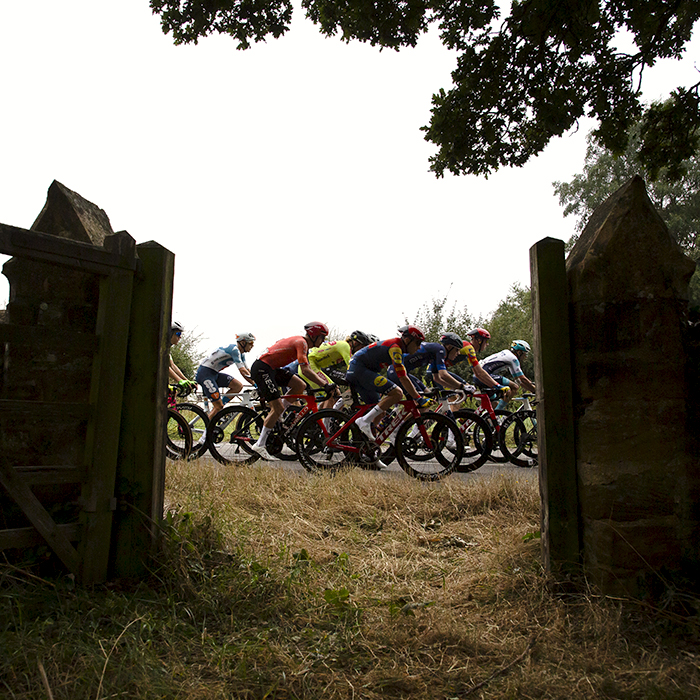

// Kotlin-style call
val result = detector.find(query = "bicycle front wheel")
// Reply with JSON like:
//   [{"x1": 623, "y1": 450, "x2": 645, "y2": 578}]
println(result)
[
  {"x1": 165, "y1": 408, "x2": 192, "y2": 461},
  {"x1": 451, "y1": 409, "x2": 492, "y2": 472},
  {"x1": 499, "y1": 411, "x2": 538, "y2": 467},
  {"x1": 295, "y1": 409, "x2": 363, "y2": 473},
  {"x1": 394, "y1": 412, "x2": 463, "y2": 481},
  {"x1": 206, "y1": 406, "x2": 262, "y2": 465},
  {"x1": 175, "y1": 402, "x2": 209, "y2": 460}
]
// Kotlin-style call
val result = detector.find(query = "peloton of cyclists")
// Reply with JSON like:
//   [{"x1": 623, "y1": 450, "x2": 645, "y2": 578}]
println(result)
[
  {"x1": 195, "y1": 332, "x2": 257, "y2": 417},
  {"x1": 249, "y1": 322, "x2": 335, "y2": 461},
  {"x1": 479, "y1": 340, "x2": 536, "y2": 409}
]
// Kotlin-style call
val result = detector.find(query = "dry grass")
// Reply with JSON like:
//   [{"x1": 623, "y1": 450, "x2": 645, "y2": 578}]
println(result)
[{"x1": 2, "y1": 459, "x2": 700, "y2": 699}]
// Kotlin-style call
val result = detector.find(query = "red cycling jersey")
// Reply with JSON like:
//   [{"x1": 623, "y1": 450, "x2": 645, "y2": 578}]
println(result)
[{"x1": 259, "y1": 336, "x2": 309, "y2": 369}]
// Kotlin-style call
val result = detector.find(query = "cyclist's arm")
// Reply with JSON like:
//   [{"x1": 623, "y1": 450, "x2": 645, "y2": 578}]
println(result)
[
  {"x1": 388, "y1": 344, "x2": 421, "y2": 400},
  {"x1": 169, "y1": 357, "x2": 188, "y2": 382},
  {"x1": 473, "y1": 364, "x2": 502, "y2": 389},
  {"x1": 434, "y1": 368, "x2": 467, "y2": 390},
  {"x1": 300, "y1": 363, "x2": 332, "y2": 387},
  {"x1": 519, "y1": 374, "x2": 536, "y2": 393},
  {"x1": 238, "y1": 366, "x2": 256, "y2": 386}
]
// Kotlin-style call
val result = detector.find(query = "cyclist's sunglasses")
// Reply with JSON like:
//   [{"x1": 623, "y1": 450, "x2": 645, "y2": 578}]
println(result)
[{"x1": 174, "y1": 330, "x2": 182, "y2": 337}]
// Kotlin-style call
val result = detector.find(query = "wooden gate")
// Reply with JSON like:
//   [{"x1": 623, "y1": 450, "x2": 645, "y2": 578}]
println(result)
[{"x1": 0, "y1": 222, "x2": 159, "y2": 584}]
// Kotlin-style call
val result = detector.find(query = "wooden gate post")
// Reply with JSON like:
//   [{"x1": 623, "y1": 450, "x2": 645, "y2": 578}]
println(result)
[
  {"x1": 110, "y1": 241, "x2": 174, "y2": 579},
  {"x1": 530, "y1": 237, "x2": 580, "y2": 576}
]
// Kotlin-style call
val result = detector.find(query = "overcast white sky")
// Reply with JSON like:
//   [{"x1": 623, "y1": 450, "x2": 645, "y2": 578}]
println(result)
[{"x1": 1, "y1": 2, "x2": 698, "y2": 359}]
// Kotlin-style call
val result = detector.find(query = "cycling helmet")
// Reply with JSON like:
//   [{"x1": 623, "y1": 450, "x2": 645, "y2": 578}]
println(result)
[
  {"x1": 304, "y1": 321, "x2": 329, "y2": 340},
  {"x1": 367, "y1": 334, "x2": 380, "y2": 344},
  {"x1": 440, "y1": 332, "x2": 463, "y2": 349},
  {"x1": 466, "y1": 327, "x2": 491, "y2": 340},
  {"x1": 237, "y1": 332, "x2": 256, "y2": 343},
  {"x1": 398, "y1": 324, "x2": 425, "y2": 341},
  {"x1": 171, "y1": 321, "x2": 184, "y2": 334},
  {"x1": 511, "y1": 339, "x2": 531, "y2": 353},
  {"x1": 349, "y1": 330, "x2": 370, "y2": 347}
]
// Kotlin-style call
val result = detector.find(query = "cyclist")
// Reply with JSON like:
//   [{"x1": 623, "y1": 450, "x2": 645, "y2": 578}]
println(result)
[
  {"x1": 388, "y1": 332, "x2": 469, "y2": 394},
  {"x1": 432, "y1": 328, "x2": 505, "y2": 396},
  {"x1": 168, "y1": 321, "x2": 197, "y2": 393},
  {"x1": 195, "y1": 332, "x2": 256, "y2": 417},
  {"x1": 286, "y1": 330, "x2": 373, "y2": 408},
  {"x1": 250, "y1": 322, "x2": 335, "y2": 461},
  {"x1": 346, "y1": 325, "x2": 429, "y2": 440},
  {"x1": 480, "y1": 340, "x2": 537, "y2": 409}
]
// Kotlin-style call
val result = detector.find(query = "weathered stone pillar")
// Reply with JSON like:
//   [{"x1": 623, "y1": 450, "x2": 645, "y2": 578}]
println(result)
[{"x1": 566, "y1": 175, "x2": 698, "y2": 597}]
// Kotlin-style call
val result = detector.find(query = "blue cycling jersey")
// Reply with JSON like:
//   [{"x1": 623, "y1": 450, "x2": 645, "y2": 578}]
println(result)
[{"x1": 402, "y1": 342, "x2": 447, "y2": 374}]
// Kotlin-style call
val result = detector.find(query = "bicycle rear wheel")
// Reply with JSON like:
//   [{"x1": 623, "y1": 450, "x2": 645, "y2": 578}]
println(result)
[
  {"x1": 206, "y1": 406, "x2": 263, "y2": 465},
  {"x1": 295, "y1": 409, "x2": 363, "y2": 473},
  {"x1": 176, "y1": 402, "x2": 209, "y2": 460},
  {"x1": 165, "y1": 408, "x2": 192, "y2": 461},
  {"x1": 394, "y1": 412, "x2": 463, "y2": 481},
  {"x1": 499, "y1": 411, "x2": 538, "y2": 467},
  {"x1": 451, "y1": 409, "x2": 492, "y2": 472}
]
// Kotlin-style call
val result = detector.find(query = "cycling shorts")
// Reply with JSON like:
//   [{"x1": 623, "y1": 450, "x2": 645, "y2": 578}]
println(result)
[
  {"x1": 195, "y1": 366, "x2": 237, "y2": 401},
  {"x1": 346, "y1": 365, "x2": 397, "y2": 404},
  {"x1": 250, "y1": 359, "x2": 295, "y2": 402}
]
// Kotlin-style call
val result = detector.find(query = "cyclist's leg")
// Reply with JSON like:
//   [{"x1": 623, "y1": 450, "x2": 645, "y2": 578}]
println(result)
[
  {"x1": 248, "y1": 360, "x2": 286, "y2": 459},
  {"x1": 196, "y1": 366, "x2": 227, "y2": 418}
]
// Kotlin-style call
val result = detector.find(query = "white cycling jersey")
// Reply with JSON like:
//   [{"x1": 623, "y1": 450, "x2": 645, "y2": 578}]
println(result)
[
  {"x1": 200, "y1": 343, "x2": 247, "y2": 373},
  {"x1": 480, "y1": 349, "x2": 524, "y2": 379}
]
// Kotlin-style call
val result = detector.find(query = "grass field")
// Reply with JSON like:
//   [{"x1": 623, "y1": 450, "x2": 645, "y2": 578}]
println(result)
[{"x1": 2, "y1": 459, "x2": 699, "y2": 699}]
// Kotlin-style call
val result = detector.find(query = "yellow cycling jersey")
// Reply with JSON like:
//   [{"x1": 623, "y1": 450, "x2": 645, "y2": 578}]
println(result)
[{"x1": 308, "y1": 340, "x2": 352, "y2": 372}]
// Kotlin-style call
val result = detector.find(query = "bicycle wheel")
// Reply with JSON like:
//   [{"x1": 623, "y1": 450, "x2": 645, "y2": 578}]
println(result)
[
  {"x1": 499, "y1": 411, "x2": 538, "y2": 467},
  {"x1": 206, "y1": 406, "x2": 263, "y2": 465},
  {"x1": 394, "y1": 412, "x2": 463, "y2": 481},
  {"x1": 484, "y1": 410, "x2": 511, "y2": 463},
  {"x1": 451, "y1": 409, "x2": 493, "y2": 472},
  {"x1": 165, "y1": 408, "x2": 192, "y2": 461},
  {"x1": 295, "y1": 409, "x2": 364, "y2": 473},
  {"x1": 176, "y1": 402, "x2": 209, "y2": 460}
]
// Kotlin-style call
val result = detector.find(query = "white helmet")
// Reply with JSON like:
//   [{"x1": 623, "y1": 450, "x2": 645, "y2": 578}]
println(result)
[
  {"x1": 237, "y1": 332, "x2": 256, "y2": 343},
  {"x1": 511, "y1": 339, "x2": 531, "y2": 353}
]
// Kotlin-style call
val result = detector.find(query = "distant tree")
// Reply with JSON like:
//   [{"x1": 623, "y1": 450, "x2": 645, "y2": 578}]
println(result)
[
  {"x1": 553, "y1": 121, "x2": 700, "y2": 310},
  {"x1": 171, "y1": 328, "x2": 207, "y2": 380},
  {"x1": 150, "y1": 0, "x2": 700, "y2": 179},
  {"x1": 407, "y1": 291, "x2": 482, "y2": 343}
]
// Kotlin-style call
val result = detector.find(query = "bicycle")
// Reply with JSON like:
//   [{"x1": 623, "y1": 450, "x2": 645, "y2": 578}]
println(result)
[
  {"x1": 205, "y1": 386, "x2": 332, "y2": 465},
  {"x1": 420, "y1": 387, "x2": 495, "y2": 472},
  {"x1": 165, "y1": 408, "x2": 193, "y2": 461},
  {"x1": 294, "y1": 397, "x2": 464, "y2": 481},
  {"x1": 453, "y1": 388, "x2": 512, "y2": 464},
  {"x1": 167, "y1": 384, "x2": 209, "y2": 460},
  {"x1": 498, "y1": 393, "x2": 538, "y2": 467}
]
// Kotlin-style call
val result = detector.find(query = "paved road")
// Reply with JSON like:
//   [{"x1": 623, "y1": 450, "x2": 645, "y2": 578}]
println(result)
[{"x1": 201, "y1": 454, "x2": 538, "y2": 482}]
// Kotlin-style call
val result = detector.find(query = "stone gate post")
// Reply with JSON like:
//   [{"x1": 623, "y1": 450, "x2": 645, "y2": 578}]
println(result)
[{"x1": 566, "y1": 176, "x2": 698, "y2": 597}]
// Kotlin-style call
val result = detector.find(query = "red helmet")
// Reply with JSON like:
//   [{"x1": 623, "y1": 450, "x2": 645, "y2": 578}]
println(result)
[
  {"x1": 304, "y1": 321, "x2": 329, "y2": 340},
  {"x1": 467, "y1": 327, "x2": 491, "y2": 340},
  {"x1": 398, "y1": 324, "x2": 425, "y2": 342}
]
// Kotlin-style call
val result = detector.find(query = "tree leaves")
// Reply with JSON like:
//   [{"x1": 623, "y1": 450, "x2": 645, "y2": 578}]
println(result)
[{"x1": 150, "y1": 0, "x2": 700, "y2": 178}]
